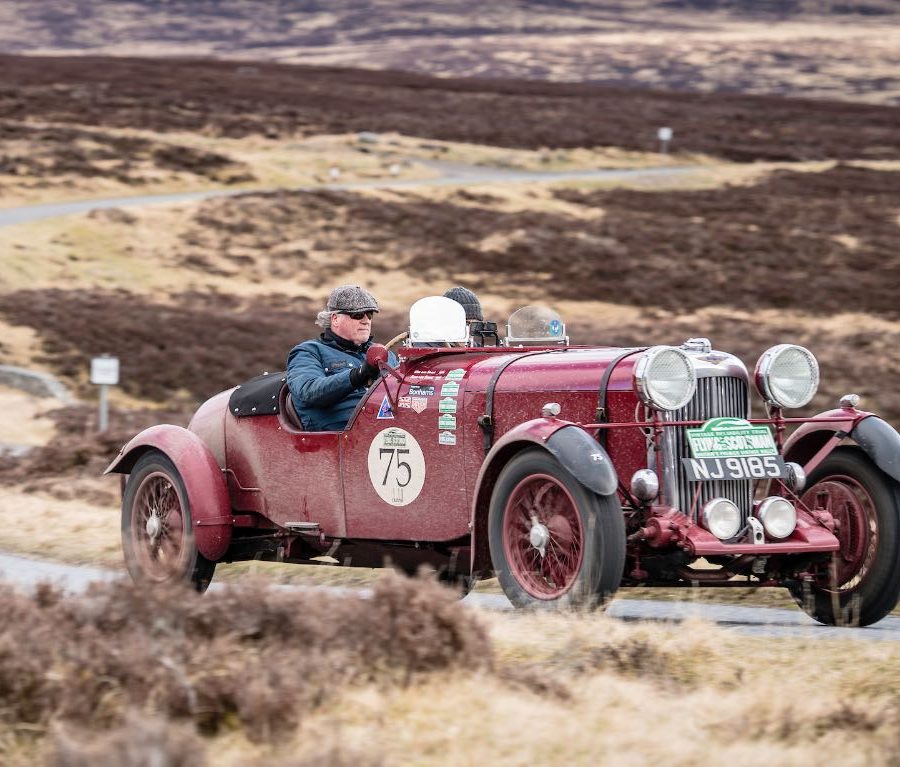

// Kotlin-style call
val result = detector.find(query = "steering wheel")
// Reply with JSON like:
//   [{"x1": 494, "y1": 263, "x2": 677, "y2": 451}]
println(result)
[{"x1": 384, "y1": 331, "x2": 408, "y2": 352}]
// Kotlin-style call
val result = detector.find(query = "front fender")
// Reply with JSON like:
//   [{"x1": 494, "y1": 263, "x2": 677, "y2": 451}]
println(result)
[
  {"x1": 105, "y1": 424, "x2": 232, "y2": 561},
  {"x1": 783, "y1": 410, "x2": 900, "y2": 485},
  {"x1": 469, "y1": 418, "x2": 617, "y2": 574},
  {"x1": 853, "y1": 416, "x2": 900, "y2": 483}
]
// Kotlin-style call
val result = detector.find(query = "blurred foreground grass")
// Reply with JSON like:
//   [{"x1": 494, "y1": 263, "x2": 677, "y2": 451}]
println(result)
[{"x1": 2, "y1": 573, "x2": 898, "y2": 767}]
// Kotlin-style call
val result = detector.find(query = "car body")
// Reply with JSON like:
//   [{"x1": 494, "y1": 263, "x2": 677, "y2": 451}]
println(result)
[{"x1": 107, "y1": 299, "x2": 900, "y2": 626}]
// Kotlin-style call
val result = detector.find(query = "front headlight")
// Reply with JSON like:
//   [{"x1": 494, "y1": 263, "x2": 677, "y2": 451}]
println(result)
[
  {"x1": 756, "y1": 497, "x2": 797, "y2": 539},
  {"x1": 701, "y1": 498, "x2": 742, "y2": 540},
  {"x1": 634, "y1": 346, "x2": 697, "y2": 412},
  {"x1": 755, "y1": 344, "x2": 819, "y2": 409}
]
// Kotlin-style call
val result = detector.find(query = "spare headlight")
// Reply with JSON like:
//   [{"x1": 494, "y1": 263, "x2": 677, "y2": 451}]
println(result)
[
  {"x1": 634, "y1": 346, "x2": 697, "y2": 412},
  {"x1": 755, "y1": 344, "x2": 819, "y2": 409}
]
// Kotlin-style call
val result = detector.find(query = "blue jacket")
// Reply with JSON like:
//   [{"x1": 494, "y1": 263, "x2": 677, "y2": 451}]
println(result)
[{"x1": 286, "y1": 331, "x2": 397, "y2": 431}]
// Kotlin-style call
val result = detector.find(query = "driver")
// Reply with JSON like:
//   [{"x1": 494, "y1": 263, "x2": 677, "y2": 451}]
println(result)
[{"x1": 286, "y1": 285, "x2": 397, "y2": 431}]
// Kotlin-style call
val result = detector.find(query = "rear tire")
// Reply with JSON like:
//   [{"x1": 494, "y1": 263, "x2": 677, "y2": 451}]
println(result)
[
  {"x1": 121, "y1": 451, "x2": 216, "y2": 592},
  {"x1": 488, "y1": 449, "x2": 625, "y2": 609},
  {"x1": 789, "y1": 448, "x2": 900, "y2": 626}
]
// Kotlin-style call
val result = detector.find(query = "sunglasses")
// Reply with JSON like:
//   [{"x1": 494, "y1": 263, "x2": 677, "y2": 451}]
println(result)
[{"x1": 340, "y1": 310, "x2": 375, "y2": 321}]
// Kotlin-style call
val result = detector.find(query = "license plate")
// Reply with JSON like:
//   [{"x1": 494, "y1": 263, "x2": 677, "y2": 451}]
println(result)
[{"x1": 682, "y1": 455, "x2": 788, "y2": 482}]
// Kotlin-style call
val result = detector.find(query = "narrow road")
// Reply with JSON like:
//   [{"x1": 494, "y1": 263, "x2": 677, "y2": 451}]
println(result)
[{"x1": 0, "y1": 161, "x2": 696, "y2": 228}]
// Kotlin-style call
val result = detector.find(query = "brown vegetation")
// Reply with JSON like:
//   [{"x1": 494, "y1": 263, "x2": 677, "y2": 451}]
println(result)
[
  {"x1": 1, "y1": 2, "x2": 898, "y2": 105},
  {"x1": 0, "y1": 574, "x2": 487, "y2": 764},
  {"x1": 1, "y1": 164, "x2": 898, "y2": 427},
  {"x1": 1, "y1": 55, "x2": 899, "y2": 161}
]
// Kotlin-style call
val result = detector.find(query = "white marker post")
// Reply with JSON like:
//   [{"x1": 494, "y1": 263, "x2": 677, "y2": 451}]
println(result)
[
  {"x1": 90, "y1": 355, "x2": 119, "y2": 433},
  {"x1": 658, "y1": 126, "x2": 673, "y2": 154}
]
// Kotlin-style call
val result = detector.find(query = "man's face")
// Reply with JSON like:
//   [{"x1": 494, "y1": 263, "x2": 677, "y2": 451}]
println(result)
[{"x1": 330, "y1": 310, "x2": 373, "y2": 345}]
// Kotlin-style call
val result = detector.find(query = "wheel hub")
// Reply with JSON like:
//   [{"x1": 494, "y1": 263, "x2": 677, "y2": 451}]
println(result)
[
  {"x1": 529, "y1": 516, "x2": 550, "y2": 556},
  {"x1": 146, "y1": 514, "x2": 162, "y2": 541}
]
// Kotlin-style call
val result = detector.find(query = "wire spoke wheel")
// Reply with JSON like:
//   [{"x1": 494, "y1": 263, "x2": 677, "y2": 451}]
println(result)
[
  {"x1": 488, "y1": 449, "x2": 625, "y2": 610},
  {"x1": 502, "y1": 474, "x2": 584, "y2": 599},
  {"x1": 802, "y1": 476, "x2": 877, "y2": 591},
  {"x1": 131, "y1": 472, "x2": 187, "y2": 581},
  {"x1": 789, "y1": 448, "x2": 900, "y2": 627},
  {"x1": 122, "y1": 451, "x2": 216, "y2": 591}
]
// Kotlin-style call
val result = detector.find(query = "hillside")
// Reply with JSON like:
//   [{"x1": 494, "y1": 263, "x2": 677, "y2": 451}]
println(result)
[{"x1": 0, "y1": 1, "x2": 898, "y2": 103}]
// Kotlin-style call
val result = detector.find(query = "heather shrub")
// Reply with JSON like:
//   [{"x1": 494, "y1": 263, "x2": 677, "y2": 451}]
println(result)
[{"x1": 0, "y1": 573, "x2": 491, "y2": 743}]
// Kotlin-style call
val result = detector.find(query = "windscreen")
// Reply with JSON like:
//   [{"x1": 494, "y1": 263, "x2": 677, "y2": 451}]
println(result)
[{"x1": 506, "y1": 305, "x2": 567, "y2": 344}]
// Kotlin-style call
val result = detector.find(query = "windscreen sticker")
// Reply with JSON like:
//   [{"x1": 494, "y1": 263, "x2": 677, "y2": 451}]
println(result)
[
  {"x1": 376, "y1": 395, "x2": 394, "y2": 420},
  {"x1": 446, "y1": 369, "x2": 466, "y2": 381},
  {"x1": 438, "y1": 414, "x2": 456, "y2": 430},
  {"x1": 439, "y1": 397, "x2": 457, "y2": 414},
  {"x1": 439, "y1": 430, "x2": 457, "y2": 446},
  {"x1": 367, "y1": 428, "x2": 426, "y2": 506},
  {"x1": 440, "y1": 381, "x2": 460, "y2": 397}
]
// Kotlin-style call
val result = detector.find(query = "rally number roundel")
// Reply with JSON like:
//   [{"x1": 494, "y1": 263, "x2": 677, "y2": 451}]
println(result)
[{"x1": 367, "y1": 427, "x2": 426, "y2": 506}]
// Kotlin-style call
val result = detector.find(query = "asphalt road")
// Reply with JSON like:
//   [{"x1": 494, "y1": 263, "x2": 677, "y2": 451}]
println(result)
[
  {"x1": 0, "y1": 161, "x2": 695, "y2": 228},
  {"x1": 3, "y1": 552, "x2": 899, "y2": 641}
]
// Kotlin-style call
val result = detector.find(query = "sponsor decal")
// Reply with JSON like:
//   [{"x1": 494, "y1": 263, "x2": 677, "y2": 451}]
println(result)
[
  {"x1": 398, "y1": 396, "x2": 429, "y2": 413},
  {"x1": 408, "y1": 385, "x2": 435, "y2": 397},
  {"x1": 376, "y1": 395, "x2": 394, "y2": 420},
  {"x1": 438, "y1": 413, "x2": 456, "y2": 430},
  {"x1": 439, "y1": 397, "x2": 457, "y2": 414},
  {"x1": 445, "y1": 368, "x2": 466, "y2": 381},
  {"x1": 686, "y1": 417, "x2": 778, "y2": 458},
  {"x1": 440, "y1": 381, "x2": 460, "y2": 397},
  {"x1": 367, "y1": 428, "x2": 426, "y2": 506},
  {"x1": 438, "y1": 430, "x2": 457, "y2": 446}
]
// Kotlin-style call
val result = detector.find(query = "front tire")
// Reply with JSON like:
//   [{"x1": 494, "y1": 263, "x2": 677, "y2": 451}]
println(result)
[
  {"x1": 488, "y1": 449, "x2": 625, "y2": 609},
  {"x1": 121, "y1": 451, "x2": 216, "y2": 592},
  {"x1": 789, "y1": 447, "x2": 900, "y2": 626}
]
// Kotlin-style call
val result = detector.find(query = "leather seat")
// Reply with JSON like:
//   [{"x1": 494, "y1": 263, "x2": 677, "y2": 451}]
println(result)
[{"x1": 278, "y1": 384, "x2": 304, "y2": 431}]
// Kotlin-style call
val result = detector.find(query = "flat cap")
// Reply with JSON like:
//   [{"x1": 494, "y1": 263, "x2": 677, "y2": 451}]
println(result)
[{"x1": 326, "y1": 285, "x2": 379, "y2": 313}]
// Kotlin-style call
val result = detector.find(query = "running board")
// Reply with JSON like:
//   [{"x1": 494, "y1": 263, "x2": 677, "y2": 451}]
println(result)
[{"x1": 284, "y1": 521, "x2": 321, "y2": 534}]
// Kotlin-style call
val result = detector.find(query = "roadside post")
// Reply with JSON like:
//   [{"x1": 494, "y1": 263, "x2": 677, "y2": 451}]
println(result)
[
  {"x1": 90, "y1": 354, "x2": 119, "y2": 433},
  {"x1": 658, "y1": 126, "x2": 673, "y2": 154}
]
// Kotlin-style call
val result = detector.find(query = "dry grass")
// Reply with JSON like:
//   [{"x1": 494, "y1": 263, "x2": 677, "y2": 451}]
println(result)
[{"x1": 3, "y1": 577, "x2": 899, "y2": 766}]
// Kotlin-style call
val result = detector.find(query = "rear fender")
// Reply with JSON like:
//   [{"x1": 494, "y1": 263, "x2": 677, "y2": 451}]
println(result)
[
  {"x1": 469, "y1": 419, "x2": 618, "y2": 573},
  {"x1": 784, "y1": 410, "x2": 900, "y2": 484},
  {"x1": 105, "y1": 424, "x2": 232, "y2": 560}
]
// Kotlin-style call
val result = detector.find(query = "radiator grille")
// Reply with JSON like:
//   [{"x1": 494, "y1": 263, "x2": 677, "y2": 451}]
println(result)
[{"x1": 668, "y1": 375, "x2": 753, "y2": 521}]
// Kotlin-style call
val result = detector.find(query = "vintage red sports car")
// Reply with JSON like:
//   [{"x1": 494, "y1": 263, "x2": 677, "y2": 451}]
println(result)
[{"x1": 107, "y1": 299, "x2": 900, "y2": 626}]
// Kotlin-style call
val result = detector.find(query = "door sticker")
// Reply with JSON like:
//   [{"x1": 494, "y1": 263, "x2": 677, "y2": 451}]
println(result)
[
  {"x1": 440, "y1": 381, "x2": 460, "y2": 397},
  {"x1": 367, "y1": 428, "x2": 426, "y2": 506},
  {"x1": 376, "y1": 395, "x2": 394, "y2": 419},
  {"x1": 439, "y1": 397, "x2": 457, "y2": 413},
  {"x1": 439, "y1": 431, "x2": 457, "y2": 446}
]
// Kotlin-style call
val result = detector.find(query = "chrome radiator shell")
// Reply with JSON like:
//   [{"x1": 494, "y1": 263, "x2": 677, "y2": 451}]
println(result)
[{"x1": 657, "y1": 354, "x2": 753, "y2": 521}]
